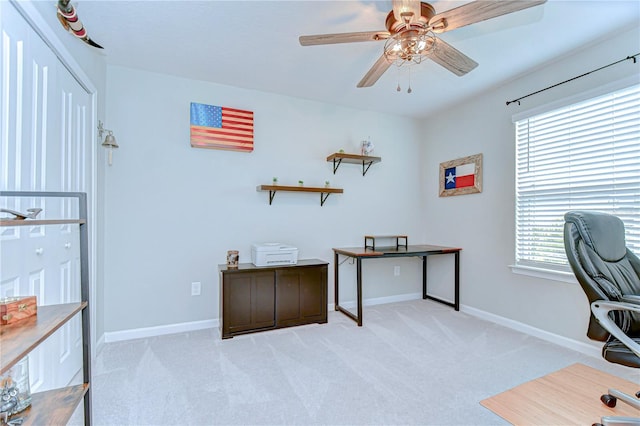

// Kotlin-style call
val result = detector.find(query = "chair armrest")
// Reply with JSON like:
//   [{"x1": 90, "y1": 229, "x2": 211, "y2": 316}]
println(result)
[
  {"x1": 591, "y1": 300, "x2": 640, "y2": 358},
  {"x1": 621, "y1": 294, "x2": 640, "y2": 305}
]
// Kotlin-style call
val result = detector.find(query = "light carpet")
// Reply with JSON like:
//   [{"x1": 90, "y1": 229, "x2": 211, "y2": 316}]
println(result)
[{"x1": 73, "y1": 299, "x2": 638, "y2": 425}]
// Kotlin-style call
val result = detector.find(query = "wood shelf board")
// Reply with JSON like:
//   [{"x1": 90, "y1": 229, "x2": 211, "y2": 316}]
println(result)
[
  {"x1": 15, "y1": 384, "x2": 89, "y2": 426},
  {"x1": 0, "y1": 302, "x2": 87, "y2": 374},
  {"x1": 326, "y1": 153, "x2": 381, "y2": 164},
  {"x1": 257, "y1": 185, "x2": 343, "y2": 194},
  {"x1": 0, "y1": 219, "x2": 86, "y2": 227}
]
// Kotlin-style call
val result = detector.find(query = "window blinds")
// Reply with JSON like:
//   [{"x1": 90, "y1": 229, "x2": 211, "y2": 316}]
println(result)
[{"x1": 515, "y1": 83, "x2": 640, "y2": 271}]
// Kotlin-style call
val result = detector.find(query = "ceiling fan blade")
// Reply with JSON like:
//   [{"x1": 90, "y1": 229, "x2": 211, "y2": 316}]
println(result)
[
  {"x1": 357, "y1": 55, "x2": 392, "y2": 88},
  {"x1": 429, "y1": 0, "x2": 546, "y2": 33},
  {"x1": 429, "y1": 37, "x2": 478, "y2": 76},
  {"x1": 299, "y1": 31, "x2": 390, "y2": 46}
]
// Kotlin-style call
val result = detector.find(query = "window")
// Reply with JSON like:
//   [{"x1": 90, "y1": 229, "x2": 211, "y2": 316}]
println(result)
[{"x1": 514, "y1": 83, "x2": 640, "y2": 274}]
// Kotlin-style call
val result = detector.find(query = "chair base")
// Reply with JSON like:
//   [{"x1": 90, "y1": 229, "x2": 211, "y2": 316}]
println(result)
[
  {"x1": 597, "y1": 388, "x2": 640, "y2": 426},
  {"x1": 603, "y1": 388, "x2": 640, "y2": 410},
  {"x1": 598, "y1": 417, "x2": 640, "y2": 426}
]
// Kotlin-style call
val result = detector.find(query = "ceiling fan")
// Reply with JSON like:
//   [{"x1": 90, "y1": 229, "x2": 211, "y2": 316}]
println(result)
[{"x1": 299, "y1": 0, "x2": 546, "y2": 88}]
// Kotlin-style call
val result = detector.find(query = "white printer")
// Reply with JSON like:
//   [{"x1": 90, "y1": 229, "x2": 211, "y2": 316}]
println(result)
[{"x1": 251, "y1": 243, "x2": 298, "y2": 267}]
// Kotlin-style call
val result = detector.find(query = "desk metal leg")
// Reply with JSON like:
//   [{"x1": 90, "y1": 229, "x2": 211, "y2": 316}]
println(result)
[
  {"x1": 334, "y1": 251, "x2": 339, "y2": 311},
  {"x1": 357, "y1": 257, "x2": 363, "y2": 326},
  {"x1": 454, "y1": 251, "x2": 460, "y2": 311},
  {"x1": 422, "y1": 255, "x2": 427, "y2": 299},
  {"x1": 423, "y1": 251, "x2": 460, "y2": 311},
  {"x1": 333, "y1": 252, "x2": 361, "y2": 326}
]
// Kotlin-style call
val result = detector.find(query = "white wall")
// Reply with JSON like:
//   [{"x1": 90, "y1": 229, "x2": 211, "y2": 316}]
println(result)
[
  {"x1": 103, "y1": 66, "x2": 425, "y2": 333},
  {"x1": 420, "y1": 26, "x2": 640, "y2": 345}
]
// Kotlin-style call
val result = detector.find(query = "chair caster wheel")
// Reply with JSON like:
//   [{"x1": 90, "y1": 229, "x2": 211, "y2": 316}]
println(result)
[
  {"x1": 592, "y1": 423, "x2": 604, "y2": 426},
  {"x1": 636, "y1": 390, "x2": 640, "y2": 399},
  {"x1": 601, "y1": 394, "x2": 617, "y2": 407}
]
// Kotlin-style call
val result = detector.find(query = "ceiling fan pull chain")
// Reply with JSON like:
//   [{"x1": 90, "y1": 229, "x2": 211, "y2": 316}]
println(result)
[{"x1": 407, "y1": 65, "x2": 412, "y2": 94}]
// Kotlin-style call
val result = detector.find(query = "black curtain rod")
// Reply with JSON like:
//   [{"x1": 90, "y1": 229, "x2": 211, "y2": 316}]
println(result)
[{"x1": 506, "y1": 53, "x2": 639, "y2": 106}]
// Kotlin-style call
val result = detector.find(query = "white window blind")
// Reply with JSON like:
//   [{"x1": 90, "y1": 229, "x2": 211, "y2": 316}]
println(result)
[{"x1": 515, "y1": 83, "x2": 640, "y2": 272}]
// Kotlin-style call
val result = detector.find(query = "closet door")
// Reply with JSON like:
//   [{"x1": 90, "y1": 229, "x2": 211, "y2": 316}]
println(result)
[{"x1": 0, "y1": 1, "x2": 92, "y2": 391}]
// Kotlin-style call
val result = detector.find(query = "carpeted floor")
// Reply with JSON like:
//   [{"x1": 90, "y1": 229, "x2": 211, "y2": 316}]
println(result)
[{"x1": 74, "y1": 299, "x2": 638, "y2": 425}]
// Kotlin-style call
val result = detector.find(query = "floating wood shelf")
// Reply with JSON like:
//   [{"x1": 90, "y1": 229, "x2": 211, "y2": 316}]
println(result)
[
  {"x1": 257, "y1": 185, "x2": 343, "y2": 206},
  {"x1": 0, "y1": 219, "x2": 86, "y2": 227},
  {"x1": 327, "y1": 153, "x2": 381, "y2": 176}
]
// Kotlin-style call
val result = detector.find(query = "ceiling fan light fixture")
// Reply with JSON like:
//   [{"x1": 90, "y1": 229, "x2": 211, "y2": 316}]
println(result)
[{"x1": 383, "y1": 29, "x2": 435, "y2": 67}]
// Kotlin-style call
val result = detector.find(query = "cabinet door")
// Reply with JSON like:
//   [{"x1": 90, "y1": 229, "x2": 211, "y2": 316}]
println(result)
[
  {"x1": 275, "y1": 270, "x2": 301, "y2": 325},
  {"x1": 222, "y1": 271, "x2": 274, "y2": 337},
  {"x1": 276, "y1": 266, "x2": 327, "y2": 327},
  {"x1": 299, "y1": 267, "x2": 327, "y2": 321}
]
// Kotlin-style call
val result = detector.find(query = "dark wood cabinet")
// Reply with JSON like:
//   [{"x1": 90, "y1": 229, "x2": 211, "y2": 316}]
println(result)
[{"x1": 219, "y1": 259, "x2": 328, "y2": 339}]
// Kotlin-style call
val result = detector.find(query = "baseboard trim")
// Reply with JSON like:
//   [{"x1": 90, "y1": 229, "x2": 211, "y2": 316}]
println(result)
[
  {"x1": 103, "y1": 319, "x2": 218, "y2": 343},
  {"x1": 460, "y1": 304, "x2": 601, "y2": 359}
]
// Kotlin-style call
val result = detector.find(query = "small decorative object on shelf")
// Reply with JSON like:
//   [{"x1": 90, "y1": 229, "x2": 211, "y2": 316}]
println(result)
[
  {"x1": 298, "y1": 180, "x2": 304, "y2": 186},
  {"x1": 0, "y1": 207, "x2": 42, "y2": 220},
  {"x1": 361, "y1": 137, "x2": 374, "y2": 156},
  {"x1": 339, "y1": 149, "x2": 345, "y2": 153},
  {"x1": 0, "y1": 296, "x2": 37, "y2": 325},
  {"x1": 272, "y1": 177, "x2": 278, "y2": 184},
  {"x1": 325, "y1": 180, "x2": 330, "y2": 188},
  {"x1": 226, "y1": 250, "x2": 239, "y2": 268},
  {"x1": 0, "y1": 356, "x2": 32, "y2": 419}
]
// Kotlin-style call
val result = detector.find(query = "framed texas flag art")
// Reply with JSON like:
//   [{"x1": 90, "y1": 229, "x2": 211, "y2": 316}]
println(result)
[{"x1": 439, "y1": 153, "x2": 483, "y2": 197}]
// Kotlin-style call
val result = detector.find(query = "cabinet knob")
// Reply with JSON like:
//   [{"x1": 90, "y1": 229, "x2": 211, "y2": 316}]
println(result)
[{"x1": 35, "y1": 248, "x2": 44, "y2": 255}]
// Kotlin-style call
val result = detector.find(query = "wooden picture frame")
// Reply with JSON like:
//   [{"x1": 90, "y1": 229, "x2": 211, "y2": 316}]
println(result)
[{"x1": 439, "y1": 153, "x2": 483, "y2": 197}]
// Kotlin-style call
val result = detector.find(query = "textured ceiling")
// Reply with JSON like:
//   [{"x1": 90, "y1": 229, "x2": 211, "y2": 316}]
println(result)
[{"x1": 56, "y1": 0, "x2": 640, "y2": 118}]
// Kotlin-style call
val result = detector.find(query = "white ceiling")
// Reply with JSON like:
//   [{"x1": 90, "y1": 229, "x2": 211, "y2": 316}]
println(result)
[{"x1": 71, "y1": 0, "x2": 640, "y2": 118}]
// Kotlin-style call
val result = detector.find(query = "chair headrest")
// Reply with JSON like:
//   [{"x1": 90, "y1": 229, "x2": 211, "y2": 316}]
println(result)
[{"x1": 564, "y1": 211, "x2": 627, "y2": 262}]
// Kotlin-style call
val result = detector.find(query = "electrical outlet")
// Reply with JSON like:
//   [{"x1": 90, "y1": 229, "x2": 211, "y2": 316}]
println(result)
[
  {"x1": 394, "y1": 266, "x2": 400, "y2": 276},
  {"x1": 191, "y1": 281, "x2": 201, "y2": 296}
]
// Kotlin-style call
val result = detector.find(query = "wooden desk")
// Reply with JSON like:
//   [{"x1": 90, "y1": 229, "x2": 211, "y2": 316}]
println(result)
[
  {"x1": 481, "y1": 363, "x2": 640, "y2": 424},
  {"x1": 332, "y1": 244, "x2": 461, "y2": 326}
]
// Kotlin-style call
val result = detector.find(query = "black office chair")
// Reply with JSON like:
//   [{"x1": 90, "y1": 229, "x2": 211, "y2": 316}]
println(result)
[{"x1": 564, "y1": 211, "x2": 640, "y2": 426}]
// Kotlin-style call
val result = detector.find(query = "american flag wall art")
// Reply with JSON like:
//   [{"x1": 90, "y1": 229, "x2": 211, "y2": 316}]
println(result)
[{"x1": 190, "y1": 102, "x2": 254, "y2": 152}]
